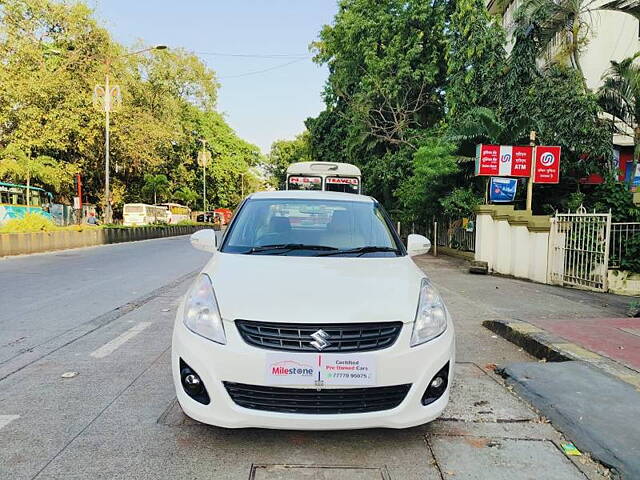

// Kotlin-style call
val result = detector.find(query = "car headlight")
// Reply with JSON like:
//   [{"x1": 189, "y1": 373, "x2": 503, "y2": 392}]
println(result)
[
  {"x1": 410, "y1": 278, "x2": 448, "y2": 346},
  {"x1": 183, "y1": 274, "x2": 226, "y2": 344}
]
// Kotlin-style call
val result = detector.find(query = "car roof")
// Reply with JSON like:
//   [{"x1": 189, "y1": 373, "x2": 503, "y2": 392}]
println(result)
[{"x1": 247, "y1": 190, "x2": 375, "y2": 203}]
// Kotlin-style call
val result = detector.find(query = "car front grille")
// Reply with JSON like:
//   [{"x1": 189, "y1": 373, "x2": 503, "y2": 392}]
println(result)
[
  {"x1": 235, "y1": 320, "x2": 403, "y2": 352},
  {"x1": 223, "y1": 382, "x2": 411, "y2": 414}
]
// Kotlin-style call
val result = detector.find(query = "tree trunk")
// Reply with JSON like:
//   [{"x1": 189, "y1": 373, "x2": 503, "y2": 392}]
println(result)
[
  {"x1": 154, "y1": 190, "x2": 157, "y2": 205},
  {"x1": 26, "y1": 171, "x2": 30, "y2": 210}
]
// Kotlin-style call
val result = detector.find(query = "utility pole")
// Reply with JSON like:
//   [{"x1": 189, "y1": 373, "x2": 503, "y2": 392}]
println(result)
[
  {"x1": 93, "y1": 45, "x2": 167, "y2": 224},
  {"x1": 104, "y1": 68, "x2": 111, "y2": 223},
  {"x1": 198, "y1": 140, "x2": 211, "y2": 212},
  {"x1": 526, "y1": 131, "x2": 536, "y2": 212}
]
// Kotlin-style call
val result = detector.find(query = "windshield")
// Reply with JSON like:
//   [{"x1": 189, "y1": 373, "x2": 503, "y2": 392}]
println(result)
[
  {"x1": 287, "y1": 176, "x2": 322, "y2": 191},
  {"x1": 325, "y1": 176, "x2": 360, "y2": 194},
  {"x1": 222, "y1": 198, "x2": 402, "y2": 256}
]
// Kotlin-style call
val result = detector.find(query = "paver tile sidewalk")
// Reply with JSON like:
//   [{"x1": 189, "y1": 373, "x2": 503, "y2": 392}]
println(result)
[{"x1": 531, "y1": 317, "x2": 640, "y2": 372}]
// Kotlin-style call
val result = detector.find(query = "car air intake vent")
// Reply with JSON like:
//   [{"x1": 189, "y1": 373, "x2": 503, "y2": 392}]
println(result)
[
  {"x1": 235, "y1": 320, "x2": 403, "y2": 352},
  {"x1": 223, "y1": 382, "x2": 411, "y2": 414}
]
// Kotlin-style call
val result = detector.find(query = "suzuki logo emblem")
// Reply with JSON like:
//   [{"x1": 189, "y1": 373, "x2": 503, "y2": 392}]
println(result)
[{"x1": 310, "y1": 329, "x2": 331, "y2": 351}]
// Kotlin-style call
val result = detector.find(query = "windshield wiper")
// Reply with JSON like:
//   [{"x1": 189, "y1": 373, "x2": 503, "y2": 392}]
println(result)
[
  {"x1": 245, "y1": 244, "x2": 339, "y2": 254},
  {"x1": 316, "y1": 246, "x2": 400, "y2": 257}
]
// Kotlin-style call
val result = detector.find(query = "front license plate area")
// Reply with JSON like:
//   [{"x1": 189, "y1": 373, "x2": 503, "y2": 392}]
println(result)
[{"x1": 265, "y1": 353, "x2": 376, "y2": 386}]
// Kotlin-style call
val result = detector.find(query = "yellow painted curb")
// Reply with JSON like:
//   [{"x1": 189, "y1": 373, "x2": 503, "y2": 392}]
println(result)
[
  {"x1": 509, "y1": 321, "x2": 545, "y2": 334},
  {"x1": 552, "y1": 343, "x2": 603, "y2": 360}
]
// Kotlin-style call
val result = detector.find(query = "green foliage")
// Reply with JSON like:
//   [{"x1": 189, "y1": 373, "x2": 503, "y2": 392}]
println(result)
[
  {"x1": 440, "y1": 187, "x2": 483, "y2": 218},
  {"x1": 446, "y1": 0, "x2": 506, "y2": 117},
  {"x1": 264, "y1": 132, "x2": 311, "y2": 189},
  {"x1": 621, "y1": 233, "x2": 640, "y2": 273},
  {"x1": 173, "y1": 186, "x2": 199, "y2": 208},
  {"x1": 0, "y1": 0, "x2": 260, "y2": 213},
  {"x1": 599, "y1": 53, "x2": 640, "y2": 187},
  {"x1": 142, "y1": 174, "x2": 169, "y2": 204},
  {"x1": 585, "y1": 180, "x2": 640, "y2": 222},
  {"x1": 396, "y1": 138, "x2": 459, "y2": 220}
]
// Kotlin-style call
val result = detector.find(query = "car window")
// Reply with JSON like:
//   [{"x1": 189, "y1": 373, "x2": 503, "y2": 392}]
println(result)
[{"x1": 222, "y1": 198, "x2": 402, "y2": 256}]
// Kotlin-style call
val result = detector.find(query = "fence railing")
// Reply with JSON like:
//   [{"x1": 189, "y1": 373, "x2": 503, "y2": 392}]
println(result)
[
  {"x1": 609, "y1": 222, "x2": 640, "y2": 269},
  {"x1": 395, "y1": 217, "x2": 475, "y2": 253},
  {"x1": 435, "y1": 217, "x2": 476, "y2": 252}
]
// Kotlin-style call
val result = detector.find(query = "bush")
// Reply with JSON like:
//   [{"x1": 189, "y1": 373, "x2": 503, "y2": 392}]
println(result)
[
  {"x1": 177, "y1": 219, "x2": 198, "y2": 226},
  {"x1": 0, "y1": 213, "x2": 58, "y2": 233},
  {"x1": 621, "y1": 233, "x2": 640, "y2": 274}
]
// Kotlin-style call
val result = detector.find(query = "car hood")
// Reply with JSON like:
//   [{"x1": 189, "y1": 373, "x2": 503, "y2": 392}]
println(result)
[{"x1": 203, "y1": 253, "x2": 426, "y2": 324}]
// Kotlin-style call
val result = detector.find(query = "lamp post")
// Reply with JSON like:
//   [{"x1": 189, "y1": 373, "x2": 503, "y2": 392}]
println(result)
[{"x1": 96, "y1": 44, "x2": 167, "y2": 223}]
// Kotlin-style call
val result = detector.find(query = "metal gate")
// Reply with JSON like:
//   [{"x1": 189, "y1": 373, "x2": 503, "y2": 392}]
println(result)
[{"x1": 548, "y1": 209, "x2": 612, "y2": 292}]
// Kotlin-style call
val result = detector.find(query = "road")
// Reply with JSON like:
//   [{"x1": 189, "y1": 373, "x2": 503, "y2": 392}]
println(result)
[{"x1": 0, "y1": 237, "x2": 610, "y2": 479}]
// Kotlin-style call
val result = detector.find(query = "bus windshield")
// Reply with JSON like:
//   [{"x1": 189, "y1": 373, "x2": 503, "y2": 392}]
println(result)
[{"x1": 287, "y1": 176, "x2": 322, "y2": 191}]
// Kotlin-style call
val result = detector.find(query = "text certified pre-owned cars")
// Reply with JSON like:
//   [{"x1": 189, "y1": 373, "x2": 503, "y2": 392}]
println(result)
[{"x1": 172, "y1": 191, "x2": 455, "y2": 429}]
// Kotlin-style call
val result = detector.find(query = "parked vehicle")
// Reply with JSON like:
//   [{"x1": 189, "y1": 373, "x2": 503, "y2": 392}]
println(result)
[
  {"x1": 0, "y1": 182, "x2": 53, "y2": 225},
  {"x1": 122, "y1": 203, "x2": 168, "y2": 226},
  {"x1": 286, "y1": 161, "x2": 361, "y2": 194},
  {"x1": 157, "y1": 203, "x2": 191, "y2": 224},
  {"x1": 172, "y1": 190, "x2": 454, "y2": 429}
]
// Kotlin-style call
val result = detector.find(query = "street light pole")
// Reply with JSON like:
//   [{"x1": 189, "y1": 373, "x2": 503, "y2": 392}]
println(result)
[
  {"x1": 98, "y1": 44, "x2": 167, "y2": 224},
  {"x1": 104, "y1": 68, "x2": 112, "y2": 223}
]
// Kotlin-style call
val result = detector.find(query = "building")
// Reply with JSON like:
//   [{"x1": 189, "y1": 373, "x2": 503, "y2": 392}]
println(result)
[{"x1": 487, "y1": 0, "x2": 639, "y2": 191}]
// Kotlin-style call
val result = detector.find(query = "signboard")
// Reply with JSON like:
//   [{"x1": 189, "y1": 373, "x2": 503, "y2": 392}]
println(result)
[
  {"x1": 197, "y1": 150, "x2": 212, "y2": 167},
  {"x1": 476, "y1": 144, "x2": 500, "y2": 176},
  {"x1": 325, "y1": 177, "x2": 359, "y2": 185},
  {"x1": 477, "y1": 145, "x2": 533, "y2": 177},
  {"x1": 534, "y1": 146, "x2": 561, "y2": 183},
  {"x1": 509, "y1": 146, "x2": 533, "y2": 177},
  {"x1": 490, "y1": 177, "x2": 518, "y2": 203},
  {"x1": 288, "y1": 176, "x2": 321, "y2": 185},
  {"x1": 265, "y1": 353, "x2": 376, "y2": 387}
]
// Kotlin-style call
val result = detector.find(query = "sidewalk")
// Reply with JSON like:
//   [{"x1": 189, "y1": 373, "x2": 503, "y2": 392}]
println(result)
[{"x1": 416, "y1": 253, "x2": 640, "y2": 479}]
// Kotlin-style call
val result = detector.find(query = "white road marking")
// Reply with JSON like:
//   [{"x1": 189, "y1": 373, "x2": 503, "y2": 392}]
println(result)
[
  {"x1": 0, "y1": 415, "x2": 20, "y2": 430},
  {"x1": 90, "y1": 322, "x2": 152, "y2": 359}
]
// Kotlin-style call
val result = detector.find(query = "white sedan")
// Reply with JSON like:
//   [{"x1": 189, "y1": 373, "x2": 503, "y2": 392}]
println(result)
[{"x1": 172, "y1": 190, "x2": 455, "y2": 429}]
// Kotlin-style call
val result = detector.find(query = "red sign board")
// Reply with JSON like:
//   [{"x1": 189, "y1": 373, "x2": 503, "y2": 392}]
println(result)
[
  {"x1": 476, "y1": 145, "x2": 533, "y2": 177},
  {"x1": 476, "y1": 144, "x2": 500, "y2": 176},
  {"x1": 510, "y1": 146, "x2": 533, "y2": 177},
  {"x1": 534, "y1": 146, "x2": 561, "y2": 183}
]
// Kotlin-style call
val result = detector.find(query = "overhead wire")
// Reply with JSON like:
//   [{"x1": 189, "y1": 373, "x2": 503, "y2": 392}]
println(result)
[{"x1": 217, "y1": 57, "x2": 309, "y2": 79}]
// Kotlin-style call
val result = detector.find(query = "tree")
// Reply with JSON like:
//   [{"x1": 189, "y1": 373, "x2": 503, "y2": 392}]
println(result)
[
  {"x1": 173, "y1": 186, "x2": 199, "y2": 208},
  {"x1": 396, "y1": 138, "x2": 460, "y2": 221},
  {"x1": 142, "y1": 174, "x2": 169, "y2": 204},
  {"x1": 264, "y1": 132, "x2": 311, "y2": 188},
  {"x1": 446, "y1": 0, "x2": 507, "y2": 117},
  {"x1": 599, "y1": 53, "x2": 640, "y2": 186},
  {"x1": 0, "y1": 145, "x2": 77, "y2": 204},
  {"x1": 514, "y1": 0, "x2": 632, "y2": 87},
  {"x1": 0, "y1": 0, "x2": 259, "y2": 215}
]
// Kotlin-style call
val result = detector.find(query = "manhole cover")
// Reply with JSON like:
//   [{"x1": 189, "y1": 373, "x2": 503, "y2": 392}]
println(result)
[{"x1": 250, "y1": 465, "x2": 389, "y2": 480}]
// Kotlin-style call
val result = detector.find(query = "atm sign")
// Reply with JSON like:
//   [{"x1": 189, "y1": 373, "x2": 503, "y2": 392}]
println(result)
[{"x1": 476, "y1": 144, "x2": 532, "y2": 177}]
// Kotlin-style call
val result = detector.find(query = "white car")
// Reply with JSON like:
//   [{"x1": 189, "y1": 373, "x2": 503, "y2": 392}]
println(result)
[{"x1": 172, "y1": 190, "x2": 455, "y2": 429}]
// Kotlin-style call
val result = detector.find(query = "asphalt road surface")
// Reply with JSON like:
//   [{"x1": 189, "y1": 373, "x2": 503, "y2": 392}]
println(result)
[{"x1": 0, "y1": 237, "x2": 610, "y2": 479}]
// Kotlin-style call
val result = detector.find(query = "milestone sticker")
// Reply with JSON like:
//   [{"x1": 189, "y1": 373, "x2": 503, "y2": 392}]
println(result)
[{"x1": 265, "y1": 353, "x2": 377, "y2": 386}]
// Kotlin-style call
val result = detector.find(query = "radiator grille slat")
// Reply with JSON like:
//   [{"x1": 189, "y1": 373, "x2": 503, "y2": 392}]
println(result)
[
  {"x1": 223, "y1": 382, "x2": 411, "y2": 414},
  {"x1": 235, "y1": 320, "x2": 403, "y2": 352}
]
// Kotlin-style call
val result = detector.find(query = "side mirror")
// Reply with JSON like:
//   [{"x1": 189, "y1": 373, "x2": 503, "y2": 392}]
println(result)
[
  {"x1": 190, "y1": 229, "x2": 218, "y2": 253},
  {"x1": 407, "y1": 234, "x2": 431, "y2": 257}
]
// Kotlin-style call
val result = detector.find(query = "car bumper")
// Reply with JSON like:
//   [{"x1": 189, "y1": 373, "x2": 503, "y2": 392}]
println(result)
[{"x1": 171, "y1": 313, "x2": 455, "y2": 430}]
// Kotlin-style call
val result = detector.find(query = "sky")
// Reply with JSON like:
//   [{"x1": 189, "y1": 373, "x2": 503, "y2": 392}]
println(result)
[{"x1": 91, "y1": 1, "x2": 339, "y2": 153}]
